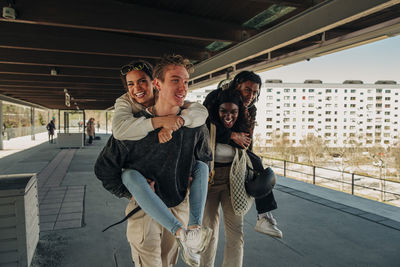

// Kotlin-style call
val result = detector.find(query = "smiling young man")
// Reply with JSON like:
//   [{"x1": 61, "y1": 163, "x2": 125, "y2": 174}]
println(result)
[{"x1": 95, "y1": 55, "x2": 212, "y2": 267}]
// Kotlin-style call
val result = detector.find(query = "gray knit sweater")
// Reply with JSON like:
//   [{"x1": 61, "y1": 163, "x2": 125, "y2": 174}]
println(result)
[{"x1": 94, "y1": 113, "x2": 212, "y2": 207}]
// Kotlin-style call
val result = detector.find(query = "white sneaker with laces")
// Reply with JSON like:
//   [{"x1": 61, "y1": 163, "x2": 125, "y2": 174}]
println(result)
[
  {"x1": 176, "y1": 238, "x2": 200, "y2": 267},
  {"x1": 254, "y1": 215, "x2": 283, "y2": 238},
  {"x1": 177, "y1": 227, "x2": 212, "y2": 266}
]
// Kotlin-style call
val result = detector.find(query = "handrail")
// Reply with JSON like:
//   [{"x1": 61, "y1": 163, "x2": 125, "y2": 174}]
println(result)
[
  {"x1": 262, "y1": 156, "x2": 400, "y2": 201},
  {"x1": 262, "y1": 156, "x2": 400, "y2": 184}
]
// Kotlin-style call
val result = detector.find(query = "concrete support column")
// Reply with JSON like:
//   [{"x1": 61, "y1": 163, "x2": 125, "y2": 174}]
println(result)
[
  {"x1": 58, "y1": 110, "x2": 61, "y2": 131},
  {"x1": 31, "y1": 107, "x2": 35, "y2": 141},
  {"x1": 0, "y1": 100, "x2": 3, "y2": 150},
  {"x1": 105, "y1": 112, "x2": 108, "y2": 134}
]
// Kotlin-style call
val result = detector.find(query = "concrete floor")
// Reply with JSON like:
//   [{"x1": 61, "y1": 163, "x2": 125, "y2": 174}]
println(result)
[{"x1": 1, "y1": 134, "x2": 399, "y2": 267}]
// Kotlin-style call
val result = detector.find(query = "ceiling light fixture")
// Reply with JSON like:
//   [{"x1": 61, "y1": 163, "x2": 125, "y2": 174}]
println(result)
[{"x1": 2, "y1": 5, "x2": 16, "y2": 19}]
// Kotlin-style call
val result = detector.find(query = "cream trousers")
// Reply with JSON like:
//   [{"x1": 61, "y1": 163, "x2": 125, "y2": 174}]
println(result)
[
  {"x1": 125, "y1": 195, "x2": 189, "y2": 267},
  {"x1": 200, "y1": 165, "x2": 244, "y2": 267}
]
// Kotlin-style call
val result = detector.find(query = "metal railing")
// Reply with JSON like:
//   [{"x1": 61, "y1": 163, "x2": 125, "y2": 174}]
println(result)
[{"x1": 261, "y1": 156, "x2": 400, "y2": 204}]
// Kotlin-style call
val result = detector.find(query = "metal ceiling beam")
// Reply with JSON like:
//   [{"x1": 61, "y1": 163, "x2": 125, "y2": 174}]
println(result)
[
  {"x1": 0, "y1": 64, "x2": 119, "y2": 79},
  {"x1": 191, "y1": 0, "x2": 400, "y2": 80},
  {"x1": 189, "y1": 16, "x2": 400, "y2": 90},
  {"x1": 0, "y1": 74, "x2": 120, "y2": 85},
  {"x1": 0, "y1": 23, "x2": 205, "y2": 60},
  {"x1": 1, "y1": 0, "x2": 249, "y2": 43},
  {"x1": 0, "y1": 94, "x2": 48, "y2": 109},
  {"x1": 249, "y1": 0, "x2": 316, "y2": 8},
  {"x1": 0, "y1": 48, "x2": 126, "y2": 69}
]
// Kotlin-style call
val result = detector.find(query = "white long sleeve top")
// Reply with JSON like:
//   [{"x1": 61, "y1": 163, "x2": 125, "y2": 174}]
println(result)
[{"x1": 112, "y1": 93, "x2": 208, "y2": 141}]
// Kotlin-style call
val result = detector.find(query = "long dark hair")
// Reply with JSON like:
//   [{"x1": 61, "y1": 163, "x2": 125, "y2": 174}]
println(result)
[
  {"x1": 119, "y1": 60, "x2": 154, "y2": 92},
  {"x1": 208, "y1": 89, "x2": 251, "y2": 133}
]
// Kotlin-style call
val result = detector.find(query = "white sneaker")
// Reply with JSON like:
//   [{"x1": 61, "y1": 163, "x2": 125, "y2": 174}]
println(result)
[
  {"x1": 254, "y1": 217, "x2": 283, "y2": 238},
  {"x1": 177, "y1": 227, "x2": 212, "y2": 266},
  {"x1": 176, "y1": 239, "x2": 200, "y2": 267}
]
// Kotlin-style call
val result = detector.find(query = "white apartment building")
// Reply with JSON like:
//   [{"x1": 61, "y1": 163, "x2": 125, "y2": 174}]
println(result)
[{"x1": 255, "y1": 80, "x2": 400, "y2": 148}]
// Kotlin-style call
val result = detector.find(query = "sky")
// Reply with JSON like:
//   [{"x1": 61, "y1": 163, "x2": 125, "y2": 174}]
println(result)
[{"x1": 259, "y1": 35, "x2": 400, "y2": 84}]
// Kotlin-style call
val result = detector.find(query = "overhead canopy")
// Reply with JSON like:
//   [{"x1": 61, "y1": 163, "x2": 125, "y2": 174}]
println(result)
[{"x1": 0, "y1": 0, "x2": 399, "y2": 109}]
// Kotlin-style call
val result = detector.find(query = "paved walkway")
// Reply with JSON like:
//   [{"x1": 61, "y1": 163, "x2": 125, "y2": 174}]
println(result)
[{"x1": 0, "y1": 134, "x2": 399, "y2": 267}]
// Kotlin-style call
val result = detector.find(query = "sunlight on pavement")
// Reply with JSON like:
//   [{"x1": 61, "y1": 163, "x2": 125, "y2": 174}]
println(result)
[{"x1": 0, "y1": 132, "x2": 50, "y2": 159}]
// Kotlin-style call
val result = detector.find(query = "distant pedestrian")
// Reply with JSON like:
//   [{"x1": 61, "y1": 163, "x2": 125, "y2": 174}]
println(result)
[
  {"x1": 46, "y1": 118, "x2": 56, "y2": 144},
  {"x1": 97, "y1": 121, "x2": 100, "y2": 132},
  {"x1": 86, "y1": 118, "x2": 95, "y2": 144}
]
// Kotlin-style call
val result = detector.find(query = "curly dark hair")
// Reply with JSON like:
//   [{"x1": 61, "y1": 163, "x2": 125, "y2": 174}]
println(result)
[
  {"x1": 153, "y1": 54, "x2": 194, "y2": 81},
  {"x1": 228, "y1": 71, "x2": 262, "y2": 108},
  {"x1": 209, "y1": 89, "x2": 251, "y2": 133}
]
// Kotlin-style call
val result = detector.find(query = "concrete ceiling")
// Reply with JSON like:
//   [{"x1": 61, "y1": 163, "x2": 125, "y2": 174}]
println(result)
[{"x1": 0, "y1": 0, "x2": 399, "y2": 110}]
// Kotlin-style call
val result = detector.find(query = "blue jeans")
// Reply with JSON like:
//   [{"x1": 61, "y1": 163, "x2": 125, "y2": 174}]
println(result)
[{"x1": 122, "y1": 160, "x2": 209, "y2": 235}]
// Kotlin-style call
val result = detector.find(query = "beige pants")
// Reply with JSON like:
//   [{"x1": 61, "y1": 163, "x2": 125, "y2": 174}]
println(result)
[
  {"x1": 200, "y1": 166, "x2": 244, "y2": 267},
  {"x1": 125, "y1": 196, "x2": 189, "y2": 267}
]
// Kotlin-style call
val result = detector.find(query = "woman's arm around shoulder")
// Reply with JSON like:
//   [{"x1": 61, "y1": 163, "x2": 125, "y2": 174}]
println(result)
[{"x1": 112, "y1": 93, "x2": 154, "y2": 141}]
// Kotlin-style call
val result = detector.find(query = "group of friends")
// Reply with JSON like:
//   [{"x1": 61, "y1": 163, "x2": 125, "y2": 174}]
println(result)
[{"x1": 94, "y1": 54, "x2": 282, "y2": 267}]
